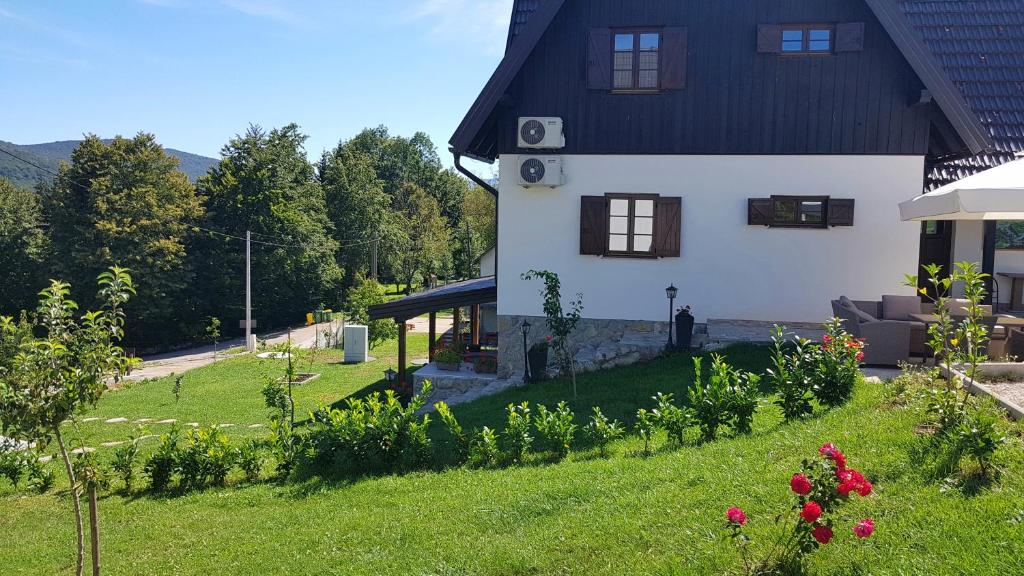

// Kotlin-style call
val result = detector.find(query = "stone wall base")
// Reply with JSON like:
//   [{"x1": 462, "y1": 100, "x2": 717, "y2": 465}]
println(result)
[{"x1": 497, "y1": 315, "x2": 672, "y2": 379}]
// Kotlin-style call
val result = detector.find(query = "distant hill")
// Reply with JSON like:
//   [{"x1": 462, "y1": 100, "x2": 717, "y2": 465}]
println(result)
[{"x1": 0, "y1": 139, "x2": 219, "y2": 188}]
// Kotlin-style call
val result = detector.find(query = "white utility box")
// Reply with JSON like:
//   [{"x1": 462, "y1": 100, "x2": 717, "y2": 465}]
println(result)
[{"x1": 343, "y1": 324, "x2": 369, "y2": 364}]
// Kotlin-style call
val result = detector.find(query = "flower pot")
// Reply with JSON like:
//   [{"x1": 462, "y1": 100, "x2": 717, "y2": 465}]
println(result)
[
  {"x1": 675, "y1": 313, "x2": 695, "y2": 349},
  {"x1": 437, "y1": 362, "x2": 460, "y2": 372},
  {"x1": 527, "y1": 346, "x2": 548, "y2": 382}
]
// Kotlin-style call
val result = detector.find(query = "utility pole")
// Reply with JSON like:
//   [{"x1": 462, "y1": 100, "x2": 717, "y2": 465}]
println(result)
[
  {"x1": 371, "y1": 235, "x2": 379, "y2": 281},
  {"x1": 245, "y1": 230, "x2": 253, "y2": 352}
]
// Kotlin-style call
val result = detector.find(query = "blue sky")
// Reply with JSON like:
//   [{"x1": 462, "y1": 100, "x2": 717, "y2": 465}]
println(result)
[{"x1": 0, "y1": 0, "x2": 511, "y2": 172}]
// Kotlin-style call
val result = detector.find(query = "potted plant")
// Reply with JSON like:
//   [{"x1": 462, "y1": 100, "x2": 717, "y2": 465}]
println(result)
[
  {"x1": 473, "y1": 355, "x2": 498, "y2": 374},
  {"x1": 675, "y1": 305, "x2": 695, "y2": 349},
  {"x1": 528, "y1": 336, "x2": 551, "y2": 382},
  {"x1": 435, "y1": 347, "x2": 462, "y2": 371}
]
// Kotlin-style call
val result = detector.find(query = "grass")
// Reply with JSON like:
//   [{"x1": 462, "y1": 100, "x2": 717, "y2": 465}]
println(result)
[{"x1": 2, "y1": 345, "x2": 1023, "y2": 575}]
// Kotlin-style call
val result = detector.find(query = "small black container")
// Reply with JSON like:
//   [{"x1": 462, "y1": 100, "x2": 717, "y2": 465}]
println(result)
[
  {"x1": 675, "y1": 312, "x2": 695, "y2": 349},
  {"x1": 527, "y1": 346, "x2": 549, "y2": 382}
]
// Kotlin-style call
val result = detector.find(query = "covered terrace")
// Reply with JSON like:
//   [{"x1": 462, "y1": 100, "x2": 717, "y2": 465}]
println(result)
[{"x1": 368, "y1": 276, "x2": 497, "y2": 390}]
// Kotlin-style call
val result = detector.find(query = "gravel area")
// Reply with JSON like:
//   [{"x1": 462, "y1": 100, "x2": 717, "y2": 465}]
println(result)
[{"x1": 979, "y1": 381, "x2": 1024, "y2": 411}]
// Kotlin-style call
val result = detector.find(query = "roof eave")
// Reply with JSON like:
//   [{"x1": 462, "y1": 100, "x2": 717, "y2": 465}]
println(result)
[
  {"x1": 864, "y1": 0, "x2": 994, "y2": 155},
  {"x1": 448, "y1": 0, "x2": 566, "y2": 160}
]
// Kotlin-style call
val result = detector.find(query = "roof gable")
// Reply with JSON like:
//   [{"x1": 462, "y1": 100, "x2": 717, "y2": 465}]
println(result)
[{"x1": 453, "y1": 0, "x2": 1022, "y2": 167}]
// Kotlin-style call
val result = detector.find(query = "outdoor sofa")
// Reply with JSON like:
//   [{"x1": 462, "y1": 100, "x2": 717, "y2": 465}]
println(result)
[{"x1": 831, "y1": 295, "x2": 1007, "y2": 366}]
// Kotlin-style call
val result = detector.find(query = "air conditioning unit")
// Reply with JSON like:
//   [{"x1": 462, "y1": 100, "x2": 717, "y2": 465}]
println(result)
[
  {"x1": 517, "y1": 156, "x2": 563, "y2": 188},
  {"x1": 518, "y1": 117, "x2": 565, "y2": 149}
]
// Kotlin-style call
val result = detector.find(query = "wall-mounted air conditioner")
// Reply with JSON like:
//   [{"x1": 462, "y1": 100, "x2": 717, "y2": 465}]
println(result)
[
  {"x1": 518, "y1": 117, "x2": 565, "y2": 149},
  {"x1": 517, "y1": 156, "x2": 563, "y2": 188}
]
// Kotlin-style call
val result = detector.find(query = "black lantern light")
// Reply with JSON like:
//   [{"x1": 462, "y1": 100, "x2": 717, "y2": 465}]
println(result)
[
  {"x1": 521, "y1": 320, "x2": 532, "y2": 382},
  {"x1": 666, "y1": 284, "x2": 678, "y2": 348},
  {"x1": 384, "y1": 367, "x2": 397, "y2": 383}
]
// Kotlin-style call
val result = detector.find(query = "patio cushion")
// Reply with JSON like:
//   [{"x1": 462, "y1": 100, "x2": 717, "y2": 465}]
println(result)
[
  {"x1": 882, "y1": 295, "x2": 922, "y2": 321},
  {"x1": 839, "y1": 295, "x2": 876, "y2": 323}
]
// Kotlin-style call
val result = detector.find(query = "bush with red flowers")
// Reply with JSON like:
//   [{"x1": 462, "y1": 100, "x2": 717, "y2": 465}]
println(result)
[
  {"x1": 723, "y1": 443, "x2": 875, "y2": 574},
  {"x1": 812, "y1": 318, "x2": 865, "y2": 408}
]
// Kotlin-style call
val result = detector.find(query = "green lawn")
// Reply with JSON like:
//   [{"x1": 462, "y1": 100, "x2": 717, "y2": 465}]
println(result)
[{"x1": 2, "y1": 344, "x2": 1023, "y2": 575}]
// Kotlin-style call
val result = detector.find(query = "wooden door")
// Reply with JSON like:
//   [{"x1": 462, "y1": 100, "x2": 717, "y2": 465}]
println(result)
[{"x1": 918, "y1": 220, "x2": 953, "y2": 298}]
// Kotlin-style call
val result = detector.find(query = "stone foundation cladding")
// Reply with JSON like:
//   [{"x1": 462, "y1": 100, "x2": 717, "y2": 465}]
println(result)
[{"x1": 496, "y1": 315, "x2": 672, "y2": 379}]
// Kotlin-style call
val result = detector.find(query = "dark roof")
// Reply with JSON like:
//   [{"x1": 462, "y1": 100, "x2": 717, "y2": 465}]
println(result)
[
  {"x1": 367, "y1": 276, "x2": 497, "y2": 321},
  {"x1": 898, "y1": 0, "x2": 1024, "y2": 187},
  {"x1": 453, "y1": 0, "x2": 1024, "y2": 186},
  {"x1": 507, "y1": 0, "x2": 540, "y2": 50}
]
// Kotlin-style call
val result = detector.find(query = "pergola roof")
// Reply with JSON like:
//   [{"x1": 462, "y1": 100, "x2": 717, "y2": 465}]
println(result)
[{"x1": 367, "y1": 276, "x2": 497, "y2": 321}]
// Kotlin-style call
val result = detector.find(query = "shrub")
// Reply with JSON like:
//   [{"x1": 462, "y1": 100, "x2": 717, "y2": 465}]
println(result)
[
  {"x1": 305, "y1": 383, "x2": 433, "y2": 477},
  {"x1": 952, "y1": 399, "x2": 1006, "y2": 477},
  {"x1": 178, "y1": 425, "x2": 236, "y2": 490},
  {"x1": 501, "y1": 402, "x2": 532, "y2": 463},
  {"x1": 26, "y1": 457, "x2": 54, "y2": 494},
  {"x1": 767, "y1": 326, "x2": 815, "y2": 421},
  {"x1": 346, "y1": 276, "x2": 398, "y2": 348},
  {"x1": 434, "y1": 347, "x2": 462, "y2": 365},
  {"x1": 262, "y1": 377, "x2": 290, "y2": 422},
  {"x1": 111, "y1": 439, "x2": 140, "y2": 492},
  {"x1": 812, "y1": 318, "x2": 864, "y2": 408},
  {"x1": 725, "y1": 443, "x2": 876, "y2": 574},
  {"x1": 534, "y1": 402, "x2": 577, "y2": 459},
  {"x1": 435, "y1": 401, "x2": 469, "y2": 464},
  {"x1": 468, "y1": 427, "x2": 501, "y2": 468},
  {"x1": 585, "y1": 407, "x2": 624, "y2": 457},
  {"x1": 0, "y1": 448, "x2": 26, "y2": 489},
  {"x1": 237, "y1": 439, "x2": 264, "y2": 483},
  {"x1": 268, "y1": 419, "x2": 301, "y2": 479},
  {"x1": 473, "y1": 355, "x2": 498, "y2": 374},
  {"x1": 652, "y1": 392, "x2": 692, "y2": 446},
  {"x1": 688, "y1": 357, "x2": 729, "y2": 442},
  {"x1": 144, "y1": 425, "x2": 180, "y2": 492},
  {"x1": 635, "y1": 409, "x2": 657, "y2": 455}
]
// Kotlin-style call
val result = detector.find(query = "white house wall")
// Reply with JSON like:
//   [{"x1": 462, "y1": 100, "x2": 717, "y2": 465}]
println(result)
[{"x1": 497, "y1": 155, "x2": 923, "y2": 324}]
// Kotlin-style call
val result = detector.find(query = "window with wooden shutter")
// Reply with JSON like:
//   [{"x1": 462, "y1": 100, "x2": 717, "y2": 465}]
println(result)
[
  {"x1": 757, "y1": 25, "x2": 783, "y2": 53},
  {"x1": 580, "y1": 196, "x2": 608, "y2": 255},
  {"x1": 654, "y1": 196, "x2": 682, "y2": 257},
  {"x1": 748, "y1": 196, "x2": 855, "y2": 228},
  {"x1": 587, "y1": 29, "x2": 613, "y2": 90},
  {"x1": 835, "y1": 22, "x2": 865, "y2": 52},
  {"x1": 580, "y1": 194, "x2": 682, "y2": 258},
  {"x1": 661, "y1": 27, "x2": 688, "y2": 90}
]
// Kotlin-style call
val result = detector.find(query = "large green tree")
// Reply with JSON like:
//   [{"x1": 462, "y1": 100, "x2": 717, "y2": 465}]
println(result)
[
  {"x1": 318, "y1": 146, "x2": 399, "y2": 287},
  {"x1": 0, "y1": 178, "x2": 49, "y2": 314},
  {"x1": 198, "y1": 124, "x2": 342, "y2": 329},
  {"x1": 41, "y1": 134, "x2": 203, "y2": 347},
  {"x1": 394, "y1": 185, "x2": 452, "y2": 293}
]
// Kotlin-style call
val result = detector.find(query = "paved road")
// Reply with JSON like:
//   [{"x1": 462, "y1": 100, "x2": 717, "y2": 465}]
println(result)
[
  {"x1": 124, "y1": 317, "x2": 455, "y2": 382},
  {"x1": 124, "y1": 324, "x2": 324, "y2": 382}
]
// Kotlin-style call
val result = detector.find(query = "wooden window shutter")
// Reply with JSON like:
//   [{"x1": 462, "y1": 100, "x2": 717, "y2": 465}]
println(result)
[
  {"x1": 661, "y1": 27, "x2": 688, "y2": 90},
  {"x1": 828, "y1": 199, "x2": 855, "y2": 226},
  {"x1": 654, "y1": 197, "x2": 682, "y2": 257},
  {"x1": 587, "y1": 29, "x2": 612, "y2": 90},
  {"x1": 756, "y1": 25, "x2": 783, "y2": 53},
  {"x1": 580, "y1": 196, "x2": 608, "y2": 255},
  {"x1": 835, "y1": 22, "x2": 866, "y2": 52},
  {"x1": 748, "y1": 198, "x2": 772, "y2": 225}
]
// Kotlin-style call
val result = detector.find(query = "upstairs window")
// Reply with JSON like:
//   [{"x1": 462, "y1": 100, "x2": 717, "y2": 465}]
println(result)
[
  {"x1": 613, "y1": 31, "x2": 661, "y2": 90},
  {"x1": 780, "y1": 25, "x2": 833, "y2": 53}
]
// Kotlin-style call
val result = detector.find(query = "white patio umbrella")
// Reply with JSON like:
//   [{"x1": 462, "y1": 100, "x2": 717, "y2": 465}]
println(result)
[{"x1": 899, "y1": 157, "x2": 1024, "y2": 221}]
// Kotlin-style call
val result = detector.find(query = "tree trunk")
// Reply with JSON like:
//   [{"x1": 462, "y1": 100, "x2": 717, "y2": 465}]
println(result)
[
  {"x1": 88, "y1": 483, "x2": 101, "y2": 576},
  {"x1": 54, "y1": 427, "x2": 85, "y2": 576}
]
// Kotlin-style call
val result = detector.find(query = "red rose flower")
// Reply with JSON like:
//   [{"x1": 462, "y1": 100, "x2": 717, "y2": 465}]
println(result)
[
  {"x1": 726, "y1": 507, "x2": 747, "y2": 526},
  {"x1": 853, "y1": 518, "x2": 875, "y2": 539},
  {"x1": 833, "y1": 452, "x2": 847, "y2": 471},
  {"x1": 823, "y1": 334, "x2": 832, "y2": 344},
  {"x1": 800, "y1": 501, "x2": 823, "y2": 523},
  {"x1": 855, "y1": 351, "x2": 865, "y2": 362},
  {"x1": 819, "y1": 443, "x2": 839, "y2": 458},
  {"x1": 811, "y1": 524, "x2": 834, "y2": 545},
  {"x1": 790, "y1": 473, "x2": 812, "y2": 496},
  {"x1": 838, "y1": 479, "x2": 858, "y2": 497},
  {"x1": 857, "y1": 480, "x2": 873, "y2": 497}
]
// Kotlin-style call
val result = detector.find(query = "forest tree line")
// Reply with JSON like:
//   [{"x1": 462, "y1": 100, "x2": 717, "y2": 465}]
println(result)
[{"x1": 0, "y1": 124, "x2": 496, "y2": 350}]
